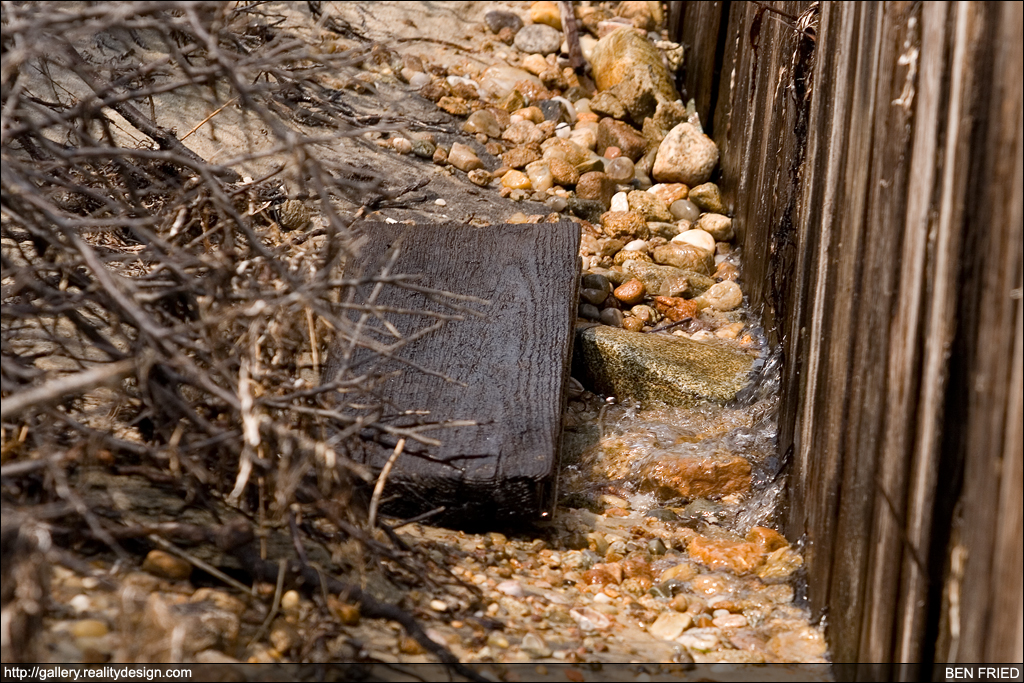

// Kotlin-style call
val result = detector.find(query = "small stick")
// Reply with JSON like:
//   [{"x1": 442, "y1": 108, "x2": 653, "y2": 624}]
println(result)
[
  {"x1": 181, "y1": 96, "x2": 238, "y2": 141},
  {"x1": 560, "y1": 1, "x2": 585, "y2": 71},
  {"x1": 249, "y1": 558, "x2": 287, "y2": 647},
  {"x1": 306, "y1": 307, "x2": 319, "y2": 375},
  {"x1": 367, "y1": 438, "x2": 405, "y2": 530}
]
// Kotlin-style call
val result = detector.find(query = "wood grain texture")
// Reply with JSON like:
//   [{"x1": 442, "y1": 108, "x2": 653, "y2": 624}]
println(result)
[
  {"x1": 322, "y1": 221, "x2": 580, "y2": 525},
  {"x1": 692, "y1": 0, "x2": 1023, "y2": 668}
]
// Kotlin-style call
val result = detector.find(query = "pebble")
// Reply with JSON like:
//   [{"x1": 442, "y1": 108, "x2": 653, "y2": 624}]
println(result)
[
  {"x1": 555, "y1": 122, "x2": 571, "y2": 138},
  {"x1": 468, "y1": 169, "x2": 492, "y2": 187},
  {"x1": 529, "y1": 1, "x2": 562, "y2": 29},
  {"x1": 613, "y1": 279, "x2": 646, "y2": 306},
  {"x1": 577, "y1": 172, "x2": 617, "y2": 207},
  {"x1": 622, "y1": 316, "x2": 645, "y2": 331},
  {"x1": 688, "y1": 182, "x2": 726, "y2": 213},
  {"x1": 485, "y1": 10, "x2": 524, "y2": 35},
  {"x1": 479, "y1": 64, "x2": 544, "y2": 100},
  {"x1": 548, "y1": 157, "x2": 578, "y2": 186},
  {"x1": 653, "y1": 123, "x2": 720, "y2": 186},
  {"x1": 649, "y1": 611, "x2": 692, "y2": 640},
  {"x1": 713, "y1": 613, "x2": 748, "y2": 629},
  {"x1": 671, "y1": 228, "x2": 716, "y2": 254},
  {"x1": 522, "y1": 632, "x2": 553, "y2": 658},
  {"x1": 569, "y1": 607, "x2": 611, "y2": 631},
  {"x1": 448, "y1": 142, "x2": 484, "y2": 172},
  {"x1": 522, "y1": 53, "x2": 550, "y2": 76},
  {"x1": 525, "y1": 160, "x2": 554, "y2": 192},
  {"x1": 627, "y1": 190, "x2": 674, "y2": 222},
  {"x1": 600, "y1": 308, "x2": 624, "y2": 327},
  {"x1": 579, "y1": 303, "x2": 601, "y2": 320},
  {"x1": 463, "y1": 109, "x2": 503, "y2": 138},
  {"x1": 70, "y1": 619, "x2": 109, "y2": 638},
  {"x1": 652, "y1": 242, "x2": 713, "y2": 273},
  {"x1": 678, "y1": 628, "x2": 720, "y2": 652},
  {"x1": 697, "y1": 280, "x2": 743, "y2": 312},
  {"x1": 409, "y1": 71, "x2": 432, "y2": 89},
  {"x1": 580, "y1": 287, "x2": 609, "y2": 306},
  {"x1": 610, "y1": 191, "x2": 629, "y2": 213},
  {"x1": 696, "y1": 213, "x2": 735, "y2": 241},
  {"x1": 429, "y1": 599, "x2": 449, "y2": 612},
  {"x1": 597, "y1": 118, "x2": 646, "y2": 161},
  {"x1": 648, "y1": 183, "x2": 690, "y2": 205},
  {"x1": 545, "y1": 194, "x2": 568, "y2": 212},
  {"x1": 601, "y1": 210, "x2": 649, "y2": 240},
  {"x1": 142, "y1": 550, "x2": 192, "y2": 580},
  {"x1": 540, "y1": 99, "x2": 569, "y2": 123},
  {"x1": 502, "y1": 119, "x2": 545, "y2": 145},
  {"x1": 669, "y1": 198, "x2": 701, "y2": 222},
  {"x1": 605, "y1": 157, "x2": 636, "y2": 183},
  {"x1": 69, "y1": 594, "x2": 92, "y2": 614},
  {"x1": 514, "y1": 24, "x2": 563, "y2": 55},
  {"x1": 412, "y1": 139, "x2": 435, "y2": 158},
  {"x1": 434, "y1": 198, "x2": 447, "y2": 207},
  {"x1": 392, "y1": 136, "x2": 413, "y2": 154}
]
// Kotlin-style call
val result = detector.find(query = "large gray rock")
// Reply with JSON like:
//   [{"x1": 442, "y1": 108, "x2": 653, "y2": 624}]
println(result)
[{"x1": 576, "y1": 326, "x2": 753, "y2": 406}]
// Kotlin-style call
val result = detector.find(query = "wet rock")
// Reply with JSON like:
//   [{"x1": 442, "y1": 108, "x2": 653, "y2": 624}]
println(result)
[
  {"x1": 578, "y1": 173, "x2": 618, "y2": 208},
  {"x1": 679, "y1": 628, "x2": 721, "y2": 652},
  {"x1": 688, "y1": 182, "x2": 726, "y2": 213},
  {"x1": 660, "y1": 561, "x2": 698, "y2": 581},
  {"x1": 622, "y1": 316, "x2": 644, "y2": 331},
  {"x1": 142, "y1": 550, "x2": 192, "y2": 580},
  {"x1": 576, "y1": 326, "x2": 754, "y2": 406},
  {"x1": 647, "y1": 221, "x2": 686, "y2": 240},
  {"x1": 649, "y1": 612, "x2": 692, "y2": 640},
  {"x1": 597, "y1": 118, "x2": 646, "y2": 161},
  {"x1": 579, "y1": 302, "x2": 601, "y2": 320},
  {"x1": 628, "y1": 190, "x2": 674, "y2": 222},
  {"x1": 569, "y1": 607, "x2": 611, "y2": 631},
  {"x1": 767, "y1": 627, "x2": 828, "y2": 661},
  {"x1": 486, "y1": 10, "x2": 524, "y2": 35},
  {"x1": 757, "y1": 547, "x2": 804, "y2": 580},
  {"x1": 582, "y1": 272, "x2": 613, "y2": 293},
  {"x1": 448, "y1": 142, "x2": 484, "y2": 172},
  {"x1": 613, "y1": 249, "x2": 652, "y2": 265},
  {"x1": 687, "y1": 535, "x2": 763, "y2": 575},
  {"x1": 714, "y1": 261, "x2": 740, "y2": 282},
  {"x1": 600, "y1": 308, "x2": 624, "y2": 327},
  {"x1": 672, "y1": 228, "x2": 716, "y2": 255},
  {"x1": 502, "y1": 120, "x2": 546, "y2": 146},
  {"x1": 651, "y1": 295, "x2": 699, "y2": 322},
  {"x1": 549, "y1": 157, "x2": 579, "y2": 186},
  {"x1": 581, "y1": 287, "x2": 609, "y2": 306},
  {"x1": 653, "y1": 243, "x2": 714, "y2": 274},
  {"x1": 696, "y1": 213, "x2": 735, "y2": 241},
  {"x1": 479, "y1": 65, "x2": 544, "y2": 100},
  {"x1": 503, "y1": 146, "x2": 542, "y2": 169},
  {"x1": 653, "y1": 123, "x2": 719, "y2": 185},
  {"x1": 590, "y1": 29, "x2": 679, "y2": 122},
  {"x1": 463, "y1": 109, "x2": 503, "y2": 138},
  {"x1": 622, "y1": 260, "x2": 711, "y2": 297},
  {"x1": 515, "y1": 24, "x2": 563, "y2": 55},
  {"x1": 695, "y1": 281, "x2": 743, "y2": 311},
  {"x1": 600, "y1": 210, "x2": 648, "y2": 239},
  {"x1": 613, "y1": 279, "x2": 646, "y2": 306}
]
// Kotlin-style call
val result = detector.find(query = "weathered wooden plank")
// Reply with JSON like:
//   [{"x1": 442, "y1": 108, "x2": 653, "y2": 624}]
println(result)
[
  {"x1": 673, "y1": 1, "x2": 725, "y2": 131},
  {"x1": 322, "y1": 221, "x2": 580, "y2": 525}
]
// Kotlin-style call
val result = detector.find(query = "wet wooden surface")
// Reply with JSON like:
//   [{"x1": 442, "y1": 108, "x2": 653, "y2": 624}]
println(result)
[
  {"x1": 678, "y1": 0, "x2": 1023, "y2": 668},
  {"x1": 323, "y1": 221, "x2": 580, "y2": 525}
]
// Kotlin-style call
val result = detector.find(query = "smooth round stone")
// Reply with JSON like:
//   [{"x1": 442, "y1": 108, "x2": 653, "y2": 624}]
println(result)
[
  {"x1": 622, "y1": 316, "x2": 644, "y2": 332},
  {"x1": 525, "y1": 160, "x2": 554, "y2": 192},
  {"x1": 714, "y1": 613, "x2": 749, "y2": 629},
  {"x1": 579, "y1": 303, "x2": 601, "y2": 320},
  {"x1": 648, "y1": 612, "x2": 692, "y2": 640},
  {"x1": 670, "y1": 198, "x2": 701, "y2": 222},
  {"x1": 574, "y1": 98, "x2": 592, "y2": 114},
  {"x1": 678, "y1": 628, "x2": 720, "y2": 652},
  {"x1": 603, "y1": 145, "x2": 622, "y2": 159},
  {"x1": 613, "y1": 278, "x2": 645, "y2": 306},
  {"x1": 672, "y1": 228, "x2": 715, "y2": 254},
  {"x1": 514, "y1": 23, "x2": 563, "y2": 54},
  {"x1": 555, "y1": 122, "x2": 571, "y2": 138},
  {"x1": 409, "y1": 72, "x2": 432, "y2": 89},
  {"x1": 623, "y1": 239, "x2": 648, "y2": 251},
  {"x1": 392, "y1": 137, "x2": 413, "y2": 154},
  {"x1": 605, "y1": 156, "x2": 635, "y2": 183},
  {"x1": 485, "y1": 10, "x2": 524, "y2": 34},
  {"x1": 582, "y1": 272, "x2": 612, "y2": 293},
  {"x1": 609, "y1": 191, "x2": 629, "y2": 213},
  {"x1": 580, "y1": 287, "x2": 609, "y2": 306},
  {"x1": 462, "y1": 109, "x2": 502, "y2": 138},
  {"x1": 600, "y1": 307, "x2": 624, "y2": 327},
  {"x1": 699, "y1": 280, "x2": 744, "y2": 311},
  {"x1": 631, "y1": 304, "x2": 656, "y2": 322},
  {"x1": 545, "y1": 194, "x2": 568, "y2": 212}
]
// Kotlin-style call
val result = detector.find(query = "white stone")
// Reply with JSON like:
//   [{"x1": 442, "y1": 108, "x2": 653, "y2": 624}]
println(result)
[
  {"x1": 678, "y1": 627, "x2": 720, "y2": 651},
  {"x1": 671, "y1": 228, "x2": 715, "y2": 254},
  {"x1": 623, "y1": 239, "x2": 648, "y2": 251},
  {"x1": 610, "y1": 191, "x2": 629, "y2": 213},
  {"x1": 648, "y1": 611, "x2": 692, "y2": 640}
]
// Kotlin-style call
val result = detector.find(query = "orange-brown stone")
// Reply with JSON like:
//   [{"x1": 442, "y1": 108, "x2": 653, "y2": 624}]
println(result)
[
  {"x1": 687, "y1": 535, "x2": 765, "y2": 575},
  {"x1": 652, "y1": 296, "x2": 700, "y2": 322},
  {"x1": 641, "y1": 452, "x2": 751, "y2": 498}
]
